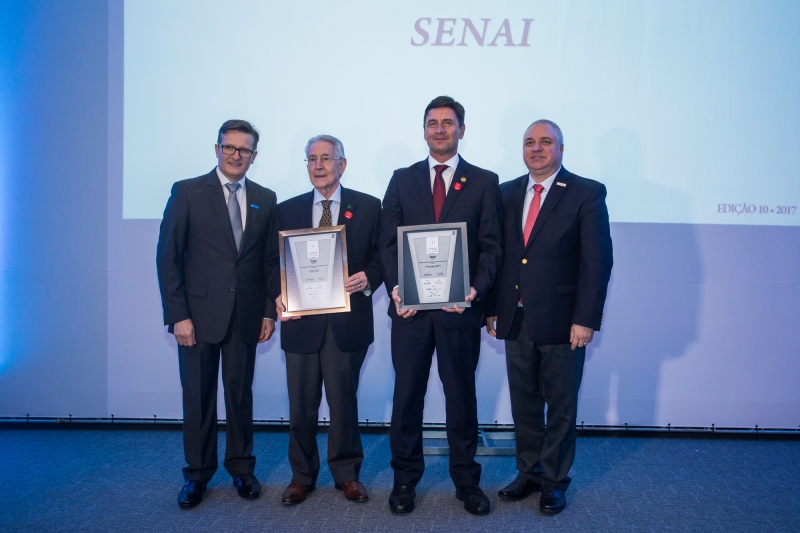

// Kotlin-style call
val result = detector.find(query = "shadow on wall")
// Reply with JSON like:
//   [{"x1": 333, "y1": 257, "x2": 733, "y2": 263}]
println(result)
[{"x1": 579, "y1": 128, "x2": 703, "y2": 426}]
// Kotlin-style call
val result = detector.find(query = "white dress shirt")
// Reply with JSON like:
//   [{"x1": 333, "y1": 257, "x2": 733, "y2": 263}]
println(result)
[
  {"x1": 521, "y1": 167, "x2": 561, "y2": 232},
  {"x1": 428, "y1": 154, "x2": 460, "y2": 193},
  {"x1": 312, "y1": 184, "x2": 341, "y2": 227},
  {"x1": 216, "y1": 167, "x2": 247, "y2": 230}
]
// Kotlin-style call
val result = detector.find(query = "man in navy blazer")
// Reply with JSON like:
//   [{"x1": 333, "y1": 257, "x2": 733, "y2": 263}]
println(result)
[
  {"x1": 486, "y1": 120, "x2": 613, "y2": 513},
  {"x1": 380, "y1": 96, "x2": 503, "y2": 515},
  {"x1": 276, "y1": 135, "x2": 382, "y2": 506},
  {"x1": 156, "y1": 120, "x2": 279, "y2": 508}
]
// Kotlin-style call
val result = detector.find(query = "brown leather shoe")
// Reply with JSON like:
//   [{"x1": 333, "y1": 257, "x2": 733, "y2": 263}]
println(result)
[
  {"x1": 335, "y1": 481, "x2": 369, "y2": 502},
  {"x1": 281, "y1": 482, "x2": 315, "y2": 505}
]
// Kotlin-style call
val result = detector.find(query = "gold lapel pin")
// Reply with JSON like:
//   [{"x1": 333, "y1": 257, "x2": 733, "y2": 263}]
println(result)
[{"x1": 556, "y1": 182, "x2": 566, "y2": 187}]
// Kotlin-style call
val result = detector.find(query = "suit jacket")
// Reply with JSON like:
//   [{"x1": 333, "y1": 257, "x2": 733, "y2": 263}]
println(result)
[
  {"x1": 277, "y1": 187, "x2": 383, "y2": 353},
  {"x1": 486, "y1": 167, "x2": 613, "y2": 344},
  {"x1": 156, "y1": 169, "x2": 280, "y2": 344},
  {"x1": 380, "y1": 157, "x2": 503, "y2": 330}
]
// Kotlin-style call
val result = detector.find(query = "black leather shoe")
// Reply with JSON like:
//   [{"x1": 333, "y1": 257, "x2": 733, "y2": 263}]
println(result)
[
  {"x1": 389, "y1": 485, "x2": 416, "y2": 514},
  {"x1": 233, "y1": 473, "x2": 261, "y2": 499},
  {"x1": 178, "y1": 481, "x2": 207, "y2": 508},
  {"x1": 498, "y1": 474, "x2": 542, "y2": 501},
  {"x1": 539, "y1": 485, "x2": 566, "y2": 514},
  {"x1": 455, "y1": 485, "x2": 491, "y2": 515}
]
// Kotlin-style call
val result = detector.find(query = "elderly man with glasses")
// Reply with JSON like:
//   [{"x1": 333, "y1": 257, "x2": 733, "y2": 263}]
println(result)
[{"x1": 275, "y1": 134, "x2": 383, "y2": 505}]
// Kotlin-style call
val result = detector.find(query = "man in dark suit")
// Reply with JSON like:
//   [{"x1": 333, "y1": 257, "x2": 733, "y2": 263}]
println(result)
[
  {"x1": 486, "y1": 120, "x2": 613, "y2": 513},
  {"x1": 379, "y1": 96, "x2": 503, "y2": 516},
  {"x1": 156, "y1": 120, "x2": 280, "y2": 508},
  {"x1": 275, "y1": 135, "x2": 382, "y2": 506}
]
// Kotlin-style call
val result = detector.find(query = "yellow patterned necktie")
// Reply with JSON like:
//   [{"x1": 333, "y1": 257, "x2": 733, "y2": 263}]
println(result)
[{"x1": 319, "y1": 200, "x2": 332, "y2": 227}]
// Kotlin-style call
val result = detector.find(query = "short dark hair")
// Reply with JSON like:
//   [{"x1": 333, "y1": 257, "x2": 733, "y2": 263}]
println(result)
[
  {"x1": 423, "y1": 96, "x2": 465, "y2": 127},
  {"x1": 217, "y1": 119, "x2": 260, "y2": 149}
]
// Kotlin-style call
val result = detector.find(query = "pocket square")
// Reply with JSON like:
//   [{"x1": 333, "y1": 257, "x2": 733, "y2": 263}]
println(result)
[{"x1": 250, "y1": 204, "x2": 260, "y2": 209}]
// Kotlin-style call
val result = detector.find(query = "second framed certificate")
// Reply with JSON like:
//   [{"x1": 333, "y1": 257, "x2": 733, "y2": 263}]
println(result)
[
  {"x1": 398, "y1": 222, "x2": 470, "y2": 311},
  {"x1": 279, "y1": 225, "x2": 350, "y2": 317}
]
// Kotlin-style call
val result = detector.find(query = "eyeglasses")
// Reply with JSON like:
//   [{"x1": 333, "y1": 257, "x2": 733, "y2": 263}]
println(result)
[
  {"x1": 305, "y1": 155, "x2": 342, "y2": 166},
  {"x1": 219, "y1": 144, "x2": 255, "y2": 159}
]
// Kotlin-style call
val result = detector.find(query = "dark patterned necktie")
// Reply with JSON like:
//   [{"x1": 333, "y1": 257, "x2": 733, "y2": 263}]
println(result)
[
  {"x1": 432, "y1": 164, "x2": 448, "y2": 222},
  {"x1": 319, "y1": 200, "x2": 333, "y2": 227}
]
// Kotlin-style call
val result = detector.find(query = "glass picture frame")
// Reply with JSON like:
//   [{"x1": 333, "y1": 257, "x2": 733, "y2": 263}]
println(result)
[
  {"x1": 279, "y1": 225, "x2": 350, "y2": 317},
  {"x1": 398, "y1": 222, "x2": 471, "y2": 311}
]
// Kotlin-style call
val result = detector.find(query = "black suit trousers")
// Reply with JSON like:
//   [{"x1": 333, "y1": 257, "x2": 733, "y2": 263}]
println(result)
[
  {"x1": 285, "y1": 320, "x2": 367, "y2": 486},
  {"x1": 505, "y1": 308, "x2": 585, "y2": 490},
  {"x1": 390, "y1": 312, "x2": 482, "y2": 488},
  {"x1": 178, "y1": 306, "x2": 257, "y2": 482}
]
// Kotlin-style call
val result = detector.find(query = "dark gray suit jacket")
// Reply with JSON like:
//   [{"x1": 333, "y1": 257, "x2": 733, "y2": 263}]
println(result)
[{"x1": 156, "y1": 169, "x2": 280, "y2": 344}]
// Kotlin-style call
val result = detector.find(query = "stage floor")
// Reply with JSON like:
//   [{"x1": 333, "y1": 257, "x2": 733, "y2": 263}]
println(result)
[{"x1": 1, "y1": 428, "x2": 798, "y2": 532}]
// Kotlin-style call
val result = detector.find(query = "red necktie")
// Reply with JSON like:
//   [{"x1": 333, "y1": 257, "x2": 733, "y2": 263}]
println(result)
[
  {"x1": 432, "y1": 164, "x2": 448, "y2": 222},
  {"x1": 523, "y1": 184, "x2": 544, "y2": 246}
]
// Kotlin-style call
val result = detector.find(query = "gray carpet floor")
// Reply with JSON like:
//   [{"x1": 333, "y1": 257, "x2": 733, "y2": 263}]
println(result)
[{"x1": 0, "y1": 428, "x2": 798, "y2": 532}]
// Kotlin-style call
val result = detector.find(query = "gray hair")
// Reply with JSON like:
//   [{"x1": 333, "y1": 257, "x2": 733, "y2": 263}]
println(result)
[
  {"x1": 525, "y1": 119, "x2": 564, "y2": 146},
  {"x1": 305, "y1": 134, "x2": 346, "y2": 159}
]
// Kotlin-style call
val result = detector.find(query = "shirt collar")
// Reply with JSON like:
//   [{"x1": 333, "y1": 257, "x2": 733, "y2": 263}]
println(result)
[
  {"x1": 313, "y1": 183, "x2": 342, "y2": 205},
  {"x1": 528, "y1": 166, "x2": 561, "y2": 192},
  {"x1": 216, "y1": 166, "x2": 246, "y2": 189},
  {"x1": 428, "y1": 153, "x2": 460, "y2": 171}
]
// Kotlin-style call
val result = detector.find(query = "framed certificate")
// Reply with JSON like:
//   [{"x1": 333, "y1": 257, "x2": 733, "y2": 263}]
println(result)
[
  {"x1": 279, "y1": 225, "x2": 350, "y2": 317},
  {"x1": 398, "y1": 222, "x2": 470, "y2": 311}
]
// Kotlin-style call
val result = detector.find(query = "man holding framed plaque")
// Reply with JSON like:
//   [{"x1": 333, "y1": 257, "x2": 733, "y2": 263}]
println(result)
[
  {"x1": 379, "y1": 96, "x2": 503, "y2": 515},
  {"x1": 276, "y1": 135, "x2": 382, "y2": 506}
]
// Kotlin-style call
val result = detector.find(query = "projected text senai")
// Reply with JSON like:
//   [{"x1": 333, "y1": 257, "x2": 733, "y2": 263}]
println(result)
[{"x1": 411, "y1": 18, "x2": 534, "y2": 47}]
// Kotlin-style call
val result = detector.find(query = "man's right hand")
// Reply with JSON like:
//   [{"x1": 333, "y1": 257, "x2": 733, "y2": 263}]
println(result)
[
  {"x1": 174, "y1": 318, "x2": 196, "y2": 347},
  {"x1": 486, "y1": 316, "x2": 497, "y2": 337},
  {"x1": 276, "y1": 295, "x2": 301, "y2": 322},
  {"x1": 392, "y1": 287, "x2": 416, "y2": 318}
]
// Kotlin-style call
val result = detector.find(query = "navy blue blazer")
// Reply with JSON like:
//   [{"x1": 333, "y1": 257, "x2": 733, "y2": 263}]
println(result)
[
  {"x1": 156, "y1": 169, "x2": 280, "y2": 344},
  {"x1": 486, "y1": 167, "x2": 613, "y2": 344},
  {"x1": 277, "y1": 187, "x2": 383, "y2": 353},
  {"x1": 380, "y1": 157, "x2": 503, "y2": 330}
]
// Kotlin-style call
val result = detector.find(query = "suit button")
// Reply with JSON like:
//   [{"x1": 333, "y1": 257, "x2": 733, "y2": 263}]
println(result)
[
  {"x1": 515, "y1": 285, "x2": 519, "y2": 289},
  {"x1": 522, "y1": 259, "x2": 527, "y2": 264},
  {"x1": 230, "y1": 287, "x2": 236, "y2": 292}
]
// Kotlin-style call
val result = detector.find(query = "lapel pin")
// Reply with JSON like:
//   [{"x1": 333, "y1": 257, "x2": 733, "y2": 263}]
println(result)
[
  {"x1": 250, "y1": 204, "x2": 260, "y2": 209},
  {"x1": 347, "y1": 204, "x2": 353, "y2": 210},
  {"x1": 344, "y1": 211, "x2": 353, "y2": 219},
  {"x1": 556, "y1": 182, "x2": 566, "y2": 187},
  {"x1": 453, "y1": 182, "x2": 462, "y2": 191},
  {"x1": 460, "y1": 177, "x2": 466, "y2": 182}
]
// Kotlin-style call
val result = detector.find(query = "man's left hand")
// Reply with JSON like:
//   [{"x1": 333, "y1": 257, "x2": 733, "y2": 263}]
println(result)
[
  {"x1": 259, "y1": 319, "x2": 276, "y2": 343},
  {"x1": 443, "y1": 287, "x2": 477, "y2": 314},
  {"x1": 570, "y1": 324, "x2": 594, "y2": 351},
  {"x1": 344, "y1": 271, "x2": 369, "y2": 294}
]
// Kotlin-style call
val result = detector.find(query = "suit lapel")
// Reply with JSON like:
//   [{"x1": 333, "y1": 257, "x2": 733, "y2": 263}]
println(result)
[
  {"x1": 524, "y1": 167, "x2": 570, "y2": 250},
  {"x1": 413, "y1": 160, "x2": 436, "y2": 223},
  {"x1": 438, "y1": 157, "x2": 470, "y2": 223},
  {"x1": 339, "y1": 187, "x2": 357, "y2": 230},
  {"x1": 205, "y1": 171, "x2": 238, "y2": 254},
  {"x1": 510, "y1": 175, "x2": 528, "y2": 247},
  {"x1": 299, "y1": 191, "x2": 314, "y2": 228},
  {"x1": 238, "y1": 180, "x2": 260, "y2": 254}
]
